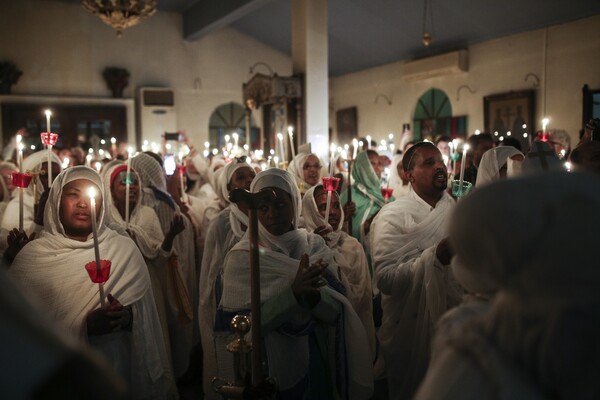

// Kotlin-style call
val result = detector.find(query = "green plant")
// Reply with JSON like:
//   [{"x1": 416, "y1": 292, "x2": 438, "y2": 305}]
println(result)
[{"x1": 0, "y1": 61, "x2": 23, "y2": 93}]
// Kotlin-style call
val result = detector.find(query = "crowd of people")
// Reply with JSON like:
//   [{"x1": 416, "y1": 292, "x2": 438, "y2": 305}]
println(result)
[{"x1": 1, "y1": 119, "x2": 599, "y2": 399}]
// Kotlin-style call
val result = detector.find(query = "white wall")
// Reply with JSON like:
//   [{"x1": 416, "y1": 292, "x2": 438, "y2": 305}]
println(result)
[
  {"x1": 329, "y1": 15, "x2": 600, "y2": 148},
  {"x1": 0, "y1": 0, "x2": 292, "y2": 147}
]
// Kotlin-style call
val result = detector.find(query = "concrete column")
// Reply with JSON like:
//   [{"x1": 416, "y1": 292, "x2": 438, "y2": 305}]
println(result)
[{"x1": 291, "y1": 0, "x2": 329, "y2": 161}]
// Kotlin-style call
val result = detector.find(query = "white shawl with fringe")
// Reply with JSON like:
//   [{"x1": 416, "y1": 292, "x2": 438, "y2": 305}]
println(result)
[
  {"x1": 9, "y1": 166, "x2": 172, "y2": 399},
  {"x1": 371, "y1": 189, "x2": 462, "y2": 400}
]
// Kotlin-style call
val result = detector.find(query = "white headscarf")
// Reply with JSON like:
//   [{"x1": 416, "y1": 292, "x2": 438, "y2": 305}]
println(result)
[
  {"x1": 388, "y1": 153, "x2": 410, "y2": 198},
  {"x1": 476, "y1": 146, "x2": 524, "y2": 187},
  {"x1": 287, "y1": 152, "x2": 319, "y2": 191},
  {"x1": 101, "y1": 162, "x2": 166, "y2": 259},
  {"x1": 0, "y1": 161, "x2": 17, "y2": 202},
  {"x1": 302, "y1": 184, "x2": 344, "y2": 247},
  {"x1": 220, "y1": 157, "x2": 253, "y2": 235},
  {"x1": 222, "y1": 167, "x2": 374, "y2": 399},
  {"x1": 251, "y1": 168, "x2": 302, "y2": 250}
]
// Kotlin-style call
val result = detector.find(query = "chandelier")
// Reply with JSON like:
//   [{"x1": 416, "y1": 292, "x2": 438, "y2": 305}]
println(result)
[{"x1": 82, "y1": 0, "x2": 157, "y2": 38}]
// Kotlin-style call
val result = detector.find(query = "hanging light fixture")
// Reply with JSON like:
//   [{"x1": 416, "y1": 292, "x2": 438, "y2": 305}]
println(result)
[
  {"x1": 82, "y1": 0, "x2": 157, "y2": 38},
  {"x1": 422, "y1": 0, "x2": 434, "y2": 47}
]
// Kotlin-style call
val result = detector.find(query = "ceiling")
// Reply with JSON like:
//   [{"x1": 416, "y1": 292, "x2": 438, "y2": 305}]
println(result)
[{"x1": 128, "y1": 1, "x2": 600, "y2": 76}]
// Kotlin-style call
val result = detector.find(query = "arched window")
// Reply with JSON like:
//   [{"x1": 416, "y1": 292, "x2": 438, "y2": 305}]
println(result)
[
  {"x1": 208, "y1": 102, "x2": 258, "y2": 149},
  {"x1": 413, "y1": 88, "x2": 455, "y2": 140}
]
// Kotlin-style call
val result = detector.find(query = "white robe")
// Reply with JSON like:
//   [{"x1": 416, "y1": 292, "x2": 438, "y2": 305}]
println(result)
[
  {"x1": 221, "y1": 168, "x2": 373, "y2": 400},
  {"x1": 371, "y1": 189, "x2": 462, "y2": 400},
  {"x1": 131, "y1": 153, "x2": 198, "y2": 378},
  {"x1": 9, "y1": 166, "x2": 174, "y2": 399},
  {"x1": 302, "y1": 184, "x2": 376, "y2": 355}
]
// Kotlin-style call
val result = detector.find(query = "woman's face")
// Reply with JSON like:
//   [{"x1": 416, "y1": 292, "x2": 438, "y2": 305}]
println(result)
[
  {"x1": 302, "y1": 155, "x2": 321, "y2": 186},
  {"x1": 111, "y1": 171, "x2": 140, "y2": 211},
  {"x1": 368, "y1": 152, "x2": 383, "y2": 178},
  {"x1": 314, "y1": 188, "x2": 341, "y2": 228},
  {"x1": 257, "y1": 187, "x2": 295, "y2": 236},
  {"x1": 228, "y1": 166, "x2": 256, "y2": 192},
  {"x1": 59, "y1": 179, "x2": 103, "y2": 241}
]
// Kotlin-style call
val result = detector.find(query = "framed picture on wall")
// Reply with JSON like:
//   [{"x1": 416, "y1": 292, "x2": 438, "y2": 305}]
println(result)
[
  {"x1": 484, "y1": 90, "x2": 535, "y2": 149},
  {"x1": 336, "y1": 107, "x2": 358, "y2": 144}
]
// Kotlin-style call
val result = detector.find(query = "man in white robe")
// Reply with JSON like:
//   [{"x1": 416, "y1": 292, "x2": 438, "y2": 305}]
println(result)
[{"x1": 371, "y1": 142, "x2": 462, "y2": 400}]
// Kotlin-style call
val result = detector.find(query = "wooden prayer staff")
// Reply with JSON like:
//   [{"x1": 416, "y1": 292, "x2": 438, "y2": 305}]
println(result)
[{"x1": 213, "y1": 188, "x2": 277, "y2": 398}]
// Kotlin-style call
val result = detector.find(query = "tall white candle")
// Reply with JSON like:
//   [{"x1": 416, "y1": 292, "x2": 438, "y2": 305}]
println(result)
[
  {"x1": 458, "y1": 144, "x2": 470, "y2": 191},
  {"x1": 87, "y1": 186, "x2": 106, "y2": 307},
  {"x1": 329, "y1": 143, "x2": 336, "y2": 177},
  {"x1": 366, "y1": 135, "x2": 372, "y2": 150},
  {"x1": 125, "y1": 147, "x2": 132, "y2": 229},
  {"x1": 288, "y1": 126, "x2": 296, "y2": 161},
  {"x1": 45, "y1": 109, "x2": 52, "y2": 133},
  {"x1": 232, "y1": 133, "x2": 239, "y2": 155},
  {"x1": 17, "y1": 140, "x2": 24, "y2": 231},
  {"x1": 277, "y1": 133, "x2": 286, "y2": 164},
  {"x1": 44, "y1": 110, "x2": 53, "y2": 186},
  {"x1": 352, "y1": 138, "x2": 358, "y2": 160}
]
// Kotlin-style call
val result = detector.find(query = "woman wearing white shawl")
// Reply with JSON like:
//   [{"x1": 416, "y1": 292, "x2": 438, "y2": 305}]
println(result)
[
  {"x1": 101, "y1": 162, "x2": 185, "y2": 370},
  {"x1": 130, "y1": 152, "x2": 198, "y2": 379},
  {"x1": 287, "y1": 152, "x2": 322, "y2": 194},
  {"x1": 416, "y1": 172, "x2": 600, "y2": 400},
  {"x1": 9, "y1": 166, "x2": 175, "y2": 398},
  {"x1": 388, "y1": 153, "x2": 410, "y2": 198},
  {"x1": 302, "y1": 183, "x2": 375, "y2": 354},
  {"x1": 0, "y1": 161, "x2": 18, "y2": 255},
  {"x1": 1, "y1": 150, "x2": 62, "y2": 234},
  {"x1": 221, "y1": 168, "x2": 373, "y2": 400},
  {"x1": 198, "y1": 156, "x2": 255, "y2": 399},
  {"x1": 475, "y1": 146, "x2": 524, "y2": 187}
]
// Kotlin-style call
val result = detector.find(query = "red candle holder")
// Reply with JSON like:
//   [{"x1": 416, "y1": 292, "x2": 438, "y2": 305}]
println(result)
[
  {"x1": 322, "y1": 176, "x2": 341, "y2": 192},
  {"x1": 381, "y1": 187, "x2": 394, "y2": 200},
  {"x1": 40, "y1": 132, "x2": 59, "y2": 146},
  {"x1": 85, "y1": 260, "x2": 112, "y2": 283},
  {"x1": 178, "y1": 165, "x2": 186, "y2": 175},
  {"x1": 11, "y1": 171, "x2": 33, "y2": 188},
  {"x1": 538, "y1": 131, "x2": 550, "y2": 142}
]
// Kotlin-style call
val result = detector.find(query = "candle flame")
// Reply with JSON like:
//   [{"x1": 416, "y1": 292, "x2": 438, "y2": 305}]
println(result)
[
  {"x1": 87, "y1": 186, "x2": 96, "y2": 199},
  {"x1": 288, "y1": 126, "x2": 293, "y2": 134},
  {"x1": 44, "y1": 109, "x2": 52, "y2": 118},
  {"x1": 127, "y1": 146, "x2": 133, "y2": 156},
  {"x1": 232, "y1": 133, "x2": 238, "y2": 140},
  {"x1": 110, "y1": 137, "x2": 116, "y2": 144},
  {"x1": 463, "y1": 144, "x2": 470, "y2": 152},
  {"x1": 277, "y1": 133, "x2": 283, "y2": 141}
]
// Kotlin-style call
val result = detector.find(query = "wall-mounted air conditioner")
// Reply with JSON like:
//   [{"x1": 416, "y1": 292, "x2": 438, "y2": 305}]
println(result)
[
  {"x1": 137, "y1": 87, "x2": 177, "y2": 146},
  {"x1": 402, "y1": 50, "x2": 468, "y2": 81}
]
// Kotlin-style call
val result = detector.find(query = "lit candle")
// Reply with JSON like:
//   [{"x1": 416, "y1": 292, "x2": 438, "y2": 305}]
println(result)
[
  {"x1": 44, "y1": 110, "x2": 53, "y2": 186},
  {"x1": 16, "y1": 134, "x2": 23, "y2": 172},
  {"x1": 87, "y1": 186, "x2": 106, "y2": 308},
  {"x1": 329, "y1": 143, "x2": 336, "y2": 177},
  {"x1": 94, "y1": 161, "x2": 102, "y2": 173},
  {"x1": 541, "y1": 117, "x2": 550, "y2": 142},
  {"x1": 366, "y1": 135, "x2": 372, "y2": 150},
  {"x1": 352, "y1": 138, "x2": 358, "y2": 160},
  {"x1": 17, "y1": 140, "x2": 24, "y2": 231},
  {"x1": 458, "y1": 144, "x2": 470, "y2": 193},
  {"x1": 86, "y1": 154, "x2": 92, "y2": 167},
  {"x1": 45, "y1": 109, "x2": 52, "y2": 133},
  {"x1": 110, "y1": 137, "x2": 117, "y2": 155},
  {"x1": 125, "y1": 147, "x2": 132, "y2": 229},
  {"x1": 277, "y1": 133, "x2": 286, "y2": 164},
  {"x1": 232, "y1": 133, "x2": 239, "y2": 155},
  {"x1": 62, "y1": 157, "x2": 70, "y2": 169},
  {"x1": 288, "y1": 126, "x2": 296, "y2": 161}
]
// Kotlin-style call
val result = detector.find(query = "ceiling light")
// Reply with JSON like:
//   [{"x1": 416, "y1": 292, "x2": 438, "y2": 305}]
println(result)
[{"x1": 82, "y1": 0, "x2": 157, "y2": 38}]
